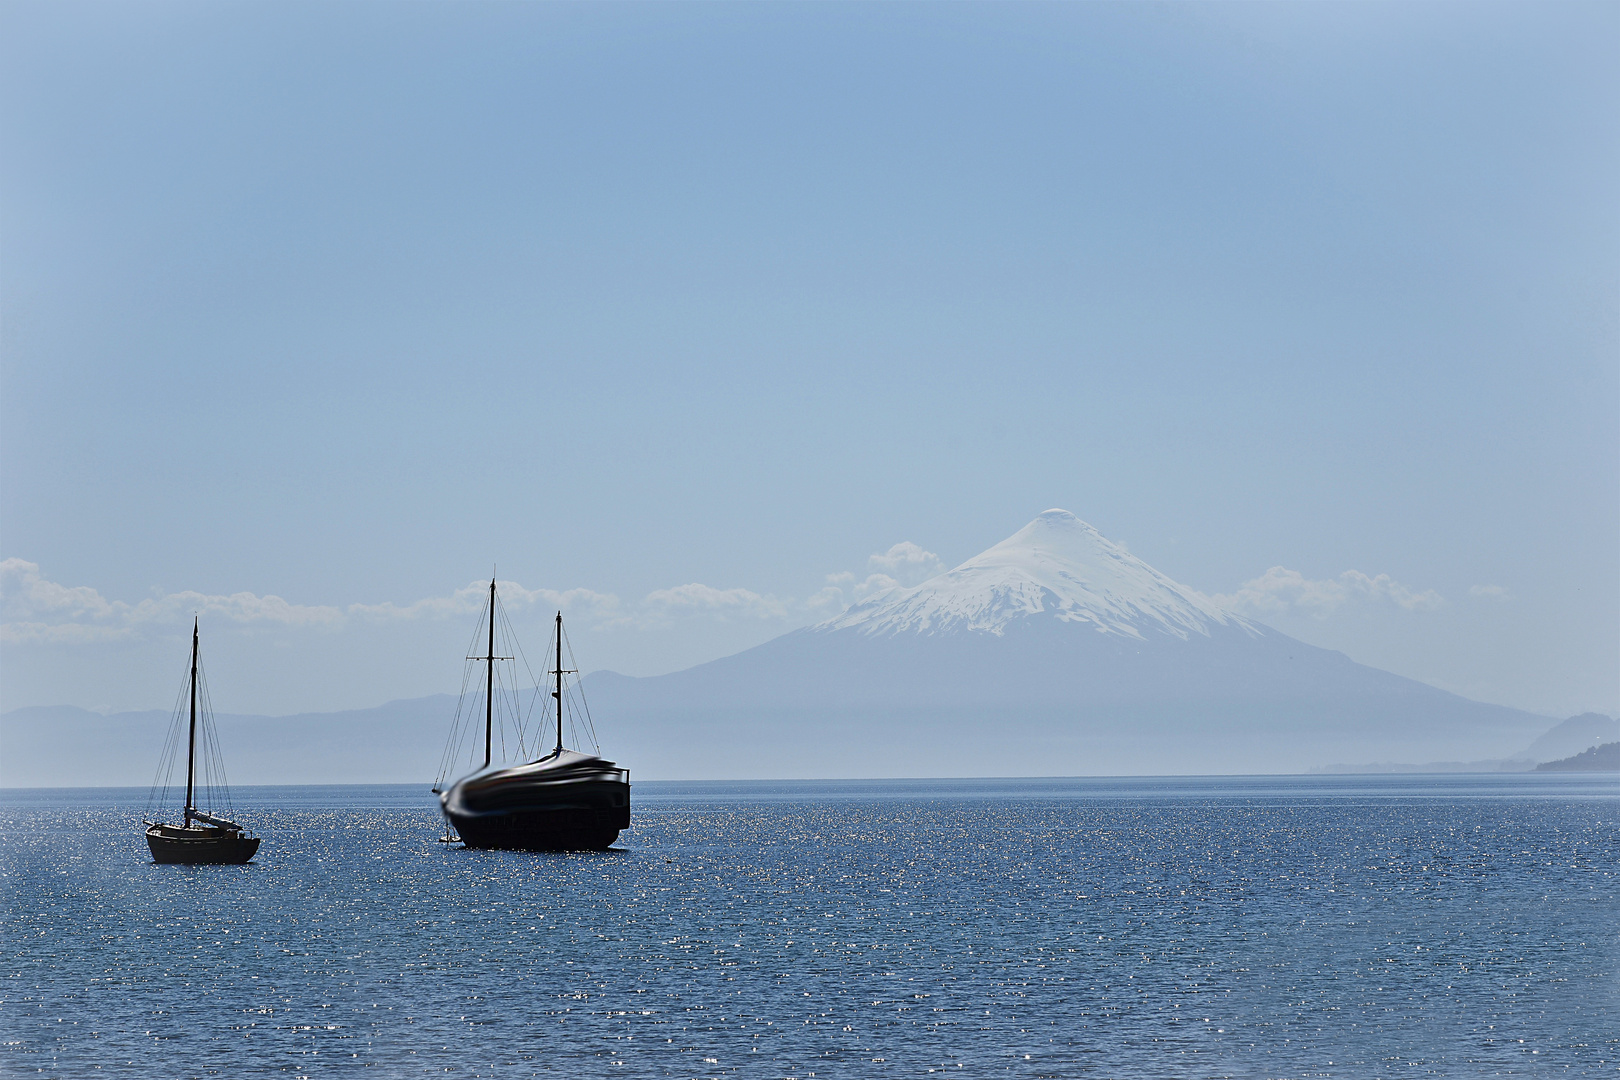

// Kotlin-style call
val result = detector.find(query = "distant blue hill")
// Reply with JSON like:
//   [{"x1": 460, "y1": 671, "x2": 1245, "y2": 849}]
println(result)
[{"x1": 1535, "y1": 741, "x2": 1620, "y2": 772}]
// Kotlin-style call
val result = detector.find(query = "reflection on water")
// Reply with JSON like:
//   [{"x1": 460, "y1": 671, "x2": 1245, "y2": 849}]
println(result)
[{"x1": 2, "y1": 773, "x2": 1615, "y2": 1077}]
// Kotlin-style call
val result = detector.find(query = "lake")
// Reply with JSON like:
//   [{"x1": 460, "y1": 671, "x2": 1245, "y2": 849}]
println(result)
[{"x1": 2, "y1": 774, "x2": 1616, "y2": 1077}]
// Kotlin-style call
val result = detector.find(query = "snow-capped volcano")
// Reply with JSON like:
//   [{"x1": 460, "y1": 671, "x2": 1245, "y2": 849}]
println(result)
[
  {"x1": 581, "y1": 509, "x2": 1552, "y2": 778},
  {"x1": 819, "y1": 509, "x2": 1248, "y2": 640}
]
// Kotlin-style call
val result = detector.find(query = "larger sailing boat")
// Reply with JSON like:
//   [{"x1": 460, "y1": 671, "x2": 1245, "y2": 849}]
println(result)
[
  {"x1": 144, "y1": 618, "x2": 261, "y2": 864},
  {"x1": 436, "y1": 578, "x2": 630, "y2": 851}
]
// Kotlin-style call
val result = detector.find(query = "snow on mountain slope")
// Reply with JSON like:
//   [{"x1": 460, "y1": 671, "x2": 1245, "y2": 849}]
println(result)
[{"x1": 818, "y1": 509, "x2": 1252, "y2": 640}]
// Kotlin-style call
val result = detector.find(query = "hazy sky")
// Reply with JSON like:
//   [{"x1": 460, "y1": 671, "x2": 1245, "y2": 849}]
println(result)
[{"x1": 3, "y1": 2, "x2": 1615, "y2": 720}]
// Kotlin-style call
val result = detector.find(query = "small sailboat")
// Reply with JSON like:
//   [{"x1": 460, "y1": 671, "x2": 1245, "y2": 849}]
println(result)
[
  {"x1": 435, "y1": 578, "x2": 630, "y2": 851},
  {"x1": 143, "y1": 618, "x2": 261, "y2": 865}
]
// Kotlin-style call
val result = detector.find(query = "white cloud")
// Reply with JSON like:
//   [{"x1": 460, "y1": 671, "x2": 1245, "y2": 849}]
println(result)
[
  {"x1": 1469, "y1": 584, "x2": 1510, "y2": 600},
  {"x1": 1213, "y1": 566, "x2": 1444, "y2": 619},
  {"x1": 806, "y1": 541, "x2": 947, "y2": 619},
  {"x1": 0, "y1": 558, "x2": 895, "y2": 646},
  {"x1": 642, "y1": 583, "x2": 787, "y2": 622},
  {"x1": 350, "y1": 580, "x2": 622, "y2": 623},
  {"x1": 808, "y1": 572, "x2": 907, "y2": 618},
  {"x1": 852, "y1": 573, "x2": 901, "y2": 602},
  {"x1": 805, "y1": 584, "x2": 849, "y2": 614},
  {"x1": 0, "y1": 558, "x2": 344, "y2": 643},
  {"x1": 868, "y1": 541, "x2": 945, "y2": 586},
  {"x1": 0, "y1": 561, "x2": 628, "y2": 644}
]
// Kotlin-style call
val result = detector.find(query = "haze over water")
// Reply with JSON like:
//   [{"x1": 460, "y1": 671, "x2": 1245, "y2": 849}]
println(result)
[{"x1": 2, "y1": 774, "x2": 1615, "y2": 1077}]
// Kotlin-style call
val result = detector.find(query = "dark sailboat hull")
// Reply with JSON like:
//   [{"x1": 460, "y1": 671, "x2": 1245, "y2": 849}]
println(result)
[
  {"x1": 441, "y1": 756, "x2": 630, "y2": 851},
  {"x1": 446, "y1": 799, "x2": 628, "y2": 851},
  {"x1": 145, "y1": 823, "x2": 260, "y2": 864}
]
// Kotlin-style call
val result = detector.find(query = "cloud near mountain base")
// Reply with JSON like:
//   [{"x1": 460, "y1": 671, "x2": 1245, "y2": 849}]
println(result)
[
  {"x1": 0, "y1": 558, "x2": 346, "y2": 643},
  {"x1": 0, "y1": 559, "x2": 797, "y2": 644},
  {"x1": 641, "y1": 584, "x2": 787, "y2": 623},
  {"x1": 1212, "y1": 566, "x2": 1444, "y2": 619},
  {"x1": 810, "y1": 541, "x2": 946, "y2": 614}
]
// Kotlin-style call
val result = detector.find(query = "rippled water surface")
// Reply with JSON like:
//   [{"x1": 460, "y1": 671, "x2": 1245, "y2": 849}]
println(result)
[{"x1": 2, "y1": 775, "x2": 1617, "y2": 1078}]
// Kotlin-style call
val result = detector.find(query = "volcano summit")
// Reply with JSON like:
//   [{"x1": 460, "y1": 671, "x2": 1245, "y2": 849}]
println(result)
[
  {"x1": 822, "y1": 510, "x2": 1248, "y2": 640},
  {"x1": 586, "y1": 510, "x2": 1550, "y2": 777}
]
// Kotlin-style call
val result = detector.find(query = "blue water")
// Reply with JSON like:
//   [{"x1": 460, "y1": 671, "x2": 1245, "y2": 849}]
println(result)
[{"x1": 2, "y1": 774, "x2": 1616, "y2": 1077}]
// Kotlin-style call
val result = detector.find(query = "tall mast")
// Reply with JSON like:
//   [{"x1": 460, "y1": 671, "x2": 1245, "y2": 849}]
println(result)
[
  {"x1": 184, "y1": 617, "x2": 198, "y2": 826},
  {"x1": 554, "y1": 611, "x2": 564, "y2": 755},
  {"x1": 485, "y1": 577, "x2": 495, "y2": 768}
]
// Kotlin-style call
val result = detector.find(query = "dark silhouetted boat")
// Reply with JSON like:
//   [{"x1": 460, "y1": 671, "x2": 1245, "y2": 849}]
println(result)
[
  {"x1": 144, "y1": 619, "x2": 261, "y2": 864},
  {"x1": 435, "y1": 579, "x2": 630, "y2": 851}
]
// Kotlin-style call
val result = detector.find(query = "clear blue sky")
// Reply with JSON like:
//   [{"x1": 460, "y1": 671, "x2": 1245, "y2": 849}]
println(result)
[{"x1": 3, "y1": 1, "x2": 1615, "y2": 720}]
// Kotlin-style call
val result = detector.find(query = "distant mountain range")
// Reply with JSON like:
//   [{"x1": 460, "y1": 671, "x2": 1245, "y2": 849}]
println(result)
[{"x1": 1, "y1": 510, "x2": 1600, "y2": 785}]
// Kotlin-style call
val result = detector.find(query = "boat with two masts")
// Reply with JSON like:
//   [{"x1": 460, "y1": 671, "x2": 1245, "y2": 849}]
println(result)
[
  {"x1": 435, "y1": 578, "x2": 630, "y2": 851},
  {"x1": 144, "y1": 618, "x2": 261, "y2": 864}
]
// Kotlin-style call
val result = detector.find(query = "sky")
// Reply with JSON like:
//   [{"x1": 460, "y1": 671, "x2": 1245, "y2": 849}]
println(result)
[{"x1": 2, "y1": 1, "x2": 1616, "y2": 721}]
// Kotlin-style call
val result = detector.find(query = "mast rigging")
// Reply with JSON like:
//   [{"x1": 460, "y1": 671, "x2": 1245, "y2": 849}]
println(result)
[{"x1": 185, "y1": 617, "x2": 198, "y2": 827}]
